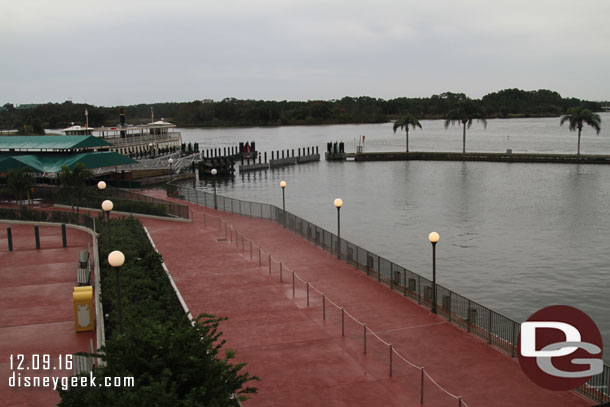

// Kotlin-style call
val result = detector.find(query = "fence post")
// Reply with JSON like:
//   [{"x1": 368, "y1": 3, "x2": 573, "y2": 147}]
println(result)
[
  {"x1": 448, "y1": 291, "x2": 452, "y2": 322},
  {"x1": 390, "y1": 265, "x2": 393, "y2": 289},
  {"x1": 341, "y1": 308, "x2": 345, "y2": 336},
  {"x1": 268, "y1": 255, "x2": 271, "y2": 275},
  {"x1": 323, "y1": 294, "x2": 326, "y2": 320},
  {"x1": 61, "y1": 224, "x2": 67, "y2": 247},
  {"x1": 467, "y1": 299, "x2": 472, "y2": 333},
  {"x1": 364, "y1": 324, "x2": 367, "y2": 354},
  {"x1": 488, "y1": 311, "x2": 493, "y2": 344},
  {"x1": 377, "y1": 257, "x2": 381, "y2": 282},
  {"x1": 420, "y1": 368, "x2": 425, "y2": 405},
  {"x1": 34, "y1": 225, "x2": 40, "y2": 249},
  {"x1": 389, "y1": 344, "x2": 393, "y2": 377},
  {"x1": 458, "y1": 396, "x2": 462, "y2": 407},
  {"x1": 306, "y1": 282, "x2": 310, "y2": 306},
  {"x1": 511, "y1": 321, "x2": 517, "y2": 358},
  {"x1": 292, "y1": 271, "x2": 295, "y2": 297},
  {"x1": 7, "y1": 227, "x2": 13, "y2": 251},
  {"x1": 418, "y1": 275, "x2": 421, "y2": 304},
  {"x1": 224, "y1": 221, "x2": 227, "y2": 239}
]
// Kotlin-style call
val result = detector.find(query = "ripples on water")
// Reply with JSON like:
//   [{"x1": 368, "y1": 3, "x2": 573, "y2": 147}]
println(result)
[{"x1": 181, "y1": 113, "x2": 610, "y2": 359}]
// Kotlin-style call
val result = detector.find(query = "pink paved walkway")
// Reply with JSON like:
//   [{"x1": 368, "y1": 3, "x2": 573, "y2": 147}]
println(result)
[
  {"x1": 140, "y1": 190, "x2": 590, "y2": 407},
  {"x1": 0, "y1": 223, "x2": 95, "y2": 407}
]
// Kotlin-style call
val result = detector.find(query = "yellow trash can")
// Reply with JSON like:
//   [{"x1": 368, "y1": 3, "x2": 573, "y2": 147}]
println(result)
[{"x1": 73, "y1": 286, "x2": 94, "y2": 332}]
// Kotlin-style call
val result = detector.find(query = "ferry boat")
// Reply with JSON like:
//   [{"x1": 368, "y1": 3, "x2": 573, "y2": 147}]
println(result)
[{"x1": 63, "y1": 108, "x2": 182, "y2": 157}]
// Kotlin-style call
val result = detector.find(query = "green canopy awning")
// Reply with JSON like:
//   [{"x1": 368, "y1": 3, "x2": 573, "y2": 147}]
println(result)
[
  {"x1": 0, "y1": 135, "x2": 112, "y2": 150},
  {"x1": 0, "y1": 152, "x2": 136, "y2": 173}
]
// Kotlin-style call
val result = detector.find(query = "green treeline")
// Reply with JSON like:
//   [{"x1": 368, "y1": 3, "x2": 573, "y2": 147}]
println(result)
[{"x1": 0, "y1": 89, "x2": 603, "y2": 130}]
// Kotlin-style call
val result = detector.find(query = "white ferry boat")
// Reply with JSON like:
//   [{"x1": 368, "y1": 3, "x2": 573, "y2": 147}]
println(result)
[{"x1": 63, "y1": 108, "x2": 182, "y2": 157}]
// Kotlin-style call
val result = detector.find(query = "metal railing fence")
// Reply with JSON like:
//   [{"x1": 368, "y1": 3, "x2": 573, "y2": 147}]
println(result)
[
  {"x1": 33, "y1": 185, "x2": 190, "y2": 220},
  {"x1": 171, "y1": 183, "x2": 610, "y2": 405}
]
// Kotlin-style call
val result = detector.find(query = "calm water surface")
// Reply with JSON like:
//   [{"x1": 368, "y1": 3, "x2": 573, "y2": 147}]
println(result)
[{"x1": 180, "y1": 113, "x2": 610, "y2": 359}]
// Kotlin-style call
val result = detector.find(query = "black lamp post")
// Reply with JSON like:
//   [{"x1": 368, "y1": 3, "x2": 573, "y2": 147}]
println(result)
[
  {"x1": 334, "y1": 198, "x2": 343, "y2": 259},
  {"x1": 428, "y1": 232, "x2": 440, "y2": 314},
  {"x1": 280, "y1": 181, "x2": 286, "y2": 226},
  {"x1": 211, "y1": 168, "x2": 218, "y2": 210},
  {"x1": 168, "y1": 157, "x2": 175, "y2": 182},
  {"x1": 102, "y1": 199, "x2": 113, "y2": 246},
  {"x1": 108, "y1": 250, "x2": 125, "y2": 334}
]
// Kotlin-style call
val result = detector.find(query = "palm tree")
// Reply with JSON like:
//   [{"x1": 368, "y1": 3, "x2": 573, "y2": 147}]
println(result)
[
  {"x1": 393, "y1": 115, "x2": 422, "y2": 152},
  {"x1": 444, "y1": 99, "x2": 487, "y2": 153},
  {"x1": 59, "y1": 163, "x2": 93, "y2": 214},
  {"x1": 560, "y1": 107, "x2": 602, "y2": 155}
]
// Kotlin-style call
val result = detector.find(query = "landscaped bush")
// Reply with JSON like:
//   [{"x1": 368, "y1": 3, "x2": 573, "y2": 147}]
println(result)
[{"x1": 58, "y1": 216, "x2": 257, "y2": 406}]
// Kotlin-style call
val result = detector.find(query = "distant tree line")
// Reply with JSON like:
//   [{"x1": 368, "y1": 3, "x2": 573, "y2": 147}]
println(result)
[{"x1": 0, "y1": 89, "x2": 602, "y2": 131}]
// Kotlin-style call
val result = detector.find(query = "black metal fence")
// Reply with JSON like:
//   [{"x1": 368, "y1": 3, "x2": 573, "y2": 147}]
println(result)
[
  {"x1": 31, "y1": 185, "x2": 190, "y2": 220},
  {"x1": 168, "y1": 182, "x2": 610, "y2": 404}
]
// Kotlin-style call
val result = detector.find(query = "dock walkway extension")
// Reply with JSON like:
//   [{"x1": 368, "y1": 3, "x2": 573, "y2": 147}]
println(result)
[{"x1": 141, "y1": 190, "x2": 589, "y2": 407}]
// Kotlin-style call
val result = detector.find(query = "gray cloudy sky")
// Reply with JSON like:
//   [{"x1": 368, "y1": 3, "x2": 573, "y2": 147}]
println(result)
[{"x1": 1, "y1": 0, "x2": 609, "y2": 106}]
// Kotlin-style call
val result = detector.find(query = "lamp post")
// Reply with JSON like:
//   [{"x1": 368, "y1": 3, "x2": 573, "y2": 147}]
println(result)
[
  {"x1": 211, "y1": 168, "x2": 218, "y2": 210},
  {"x1": 280, "y1": 181, "x2": 286, "y2": 227},
  {"x1": 168, "y1": 157, "x2": 174, "y2": 182},
  {"x1": 108, "y1": 250, "x2": 125, "y2": 335},
  {"x1": 102, "y1": 199, "x2": 113, "y2": 245},
  {"x1": 428, "y1": 232, "x2": 440, "y2": 314},
  {"x1": 334, "y1": 198, "x2": 343, "y2": 259}
]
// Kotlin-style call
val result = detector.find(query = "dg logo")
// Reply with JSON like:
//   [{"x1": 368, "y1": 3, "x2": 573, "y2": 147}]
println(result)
[{"x1": 518, "y1": 305, "x2": 604, "y2": 391}]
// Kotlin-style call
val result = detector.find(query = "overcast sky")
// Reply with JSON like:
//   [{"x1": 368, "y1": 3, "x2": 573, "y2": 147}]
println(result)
[{"x1": 1, "y1": 0, "x2": 609, "y2": 106}]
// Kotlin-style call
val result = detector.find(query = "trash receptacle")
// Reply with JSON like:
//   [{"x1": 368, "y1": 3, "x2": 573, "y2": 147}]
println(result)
[{"x1": 73, "y1": 286, "x2": 94, "y2": 332}]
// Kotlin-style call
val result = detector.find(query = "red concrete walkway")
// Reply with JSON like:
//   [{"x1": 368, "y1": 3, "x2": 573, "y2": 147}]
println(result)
[
  {"x1": 0, "y1": 223, "x2": 95, "y2": 407},
  {"x1": 140, "y1": 190, "x2": 590, "y2": 407}
]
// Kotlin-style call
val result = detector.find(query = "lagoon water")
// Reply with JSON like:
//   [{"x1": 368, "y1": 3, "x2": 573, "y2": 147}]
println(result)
[{"x1": 180, "y1": 113, "x2": 610, "y2": 359}]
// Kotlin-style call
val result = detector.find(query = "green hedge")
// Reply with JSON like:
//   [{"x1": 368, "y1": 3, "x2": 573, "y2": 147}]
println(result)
[{"x1": 59, "y1": 217, "x2": 257, "y2": 406}]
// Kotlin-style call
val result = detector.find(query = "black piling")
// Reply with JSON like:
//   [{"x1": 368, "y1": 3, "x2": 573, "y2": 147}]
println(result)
[
  {"x1": 34, "y1": 225, "x2": 40, "y2": 249},
  {"x1": 7, "y1": 227, "x2": 13, "y2": 251},
  {"x1": 264, "y1": 152, "x2": 267, "y2": 163},
  {"x1": 61, "y1": 224, "x2": 67, "y2": 247}
]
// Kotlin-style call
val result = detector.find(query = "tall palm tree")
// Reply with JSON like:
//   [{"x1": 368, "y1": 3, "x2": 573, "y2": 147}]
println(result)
[
  {"x1": 393, "y1": 115, "x2": 422, "y2": 152},
  {"x1": 444, "y1": 99, "x2": 487, "y2": 153},
  {"x1": 560, "y1": 107, "x2": 602, "y2": 155}
]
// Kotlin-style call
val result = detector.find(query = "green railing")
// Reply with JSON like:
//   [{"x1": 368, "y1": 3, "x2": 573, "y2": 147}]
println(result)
[{"x1": 167, "y1": 182, "x2": 610, "y2": 404}]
